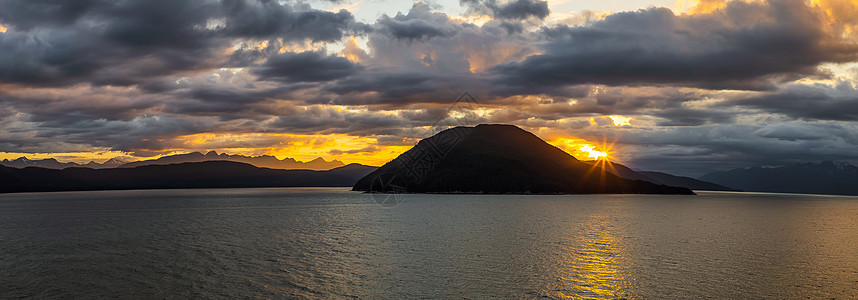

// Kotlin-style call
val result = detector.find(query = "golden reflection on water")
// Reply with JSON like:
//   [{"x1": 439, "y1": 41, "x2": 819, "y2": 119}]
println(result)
[{"x1": 552, "y1": 213, "x2": 632, "y2": 299}]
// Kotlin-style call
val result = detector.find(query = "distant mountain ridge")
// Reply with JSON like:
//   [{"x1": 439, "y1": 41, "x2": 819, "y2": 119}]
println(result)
[
  {"x1": 118, "y1": 151, "x2": 345, "y2": 170},
  {"x1": 354, "y1": 124, "x2": 694, "y2": 195},
  {"x1": 0, "y1": 157, "x2": 127, "y2": 169},
  {"x1": 638, "y1": 171, "x2": 738, "y2": 191},
  {"x1": 582, "y1": 160, "x2": 738, "y2": 191},
  {"x1": 0, "y1": 161, "x2": 376, "y2": 194},
  {"x1": 699, "y1": 161, "x2": 858, "y2": 196},
  {"x1": 1, "y1": 151, "x2": 346, "y2": 171}
]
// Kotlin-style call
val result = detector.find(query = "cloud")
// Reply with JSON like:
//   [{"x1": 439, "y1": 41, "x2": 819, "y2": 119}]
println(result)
[
  {"x1": 328, "y1": 146, "x2": 380, "y2": 155},
  {"x1": 376, "y1": 3, "x2": 458, "y2": 41},
  {"x1": 491, "y1": 0, "x2": 858, "y2": 92},
  {"x1": 461, "y1": 0, "x2": 550, "y2": 20},
  {"x1": 753, "y1": 122, "x2": 853, "y2": 141},
  {"x1": 728, "y1": 81, "x2": 858, "y2": 121},
  {"x1": 651, "y1": 107, "x2": 737, "y2": 126},
  {"x1": 324, "y1": 71, "x2": 490, "y2": 105},
  {"x1": 253, "y1": 51, "x2": 360, "y2": 82},
  {"x1": 0, "y1": 0, "x2": 104, "y2": 29},
  {"x1": 0, "y1": 0, "x2": 368, "y2": 86},
  {"x1": 321, "y1": 2, "x2": 539, "y2": 104},
  {"x1": 221, "y1": 1, "x2": 369, "y2": 42}
]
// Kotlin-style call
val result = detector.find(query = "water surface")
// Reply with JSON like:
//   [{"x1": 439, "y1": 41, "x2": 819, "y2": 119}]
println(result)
[{"x1": 1, "y1": 188, "x2": 856, "y2": 298}]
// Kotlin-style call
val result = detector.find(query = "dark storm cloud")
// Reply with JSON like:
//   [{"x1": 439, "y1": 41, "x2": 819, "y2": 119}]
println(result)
[
  {"x1": 0, "y1": 0, "x2": 220, "y2": 86},
  {"x1": 0, "y1": 86, "x2": 161, "y2": 123},
  {"x1": 221, "y1": 0, "x2": 369, "y2": 42},
  {"x1": 176, "y1": 87, "x2": 289, "y2": 118},
  {"x1": 651, "y1": 108, "x2": 737, "y2": 126},
  {"x1": 491, "y1": 0, "x2": 858, "y2": 92},
  {"x1": 397, "y1": 107, "x2": 451, "y2": 122},
  {"x1": 0, "y1": 0, "x2": 367, "y2": 86},
  {"x1": 375, "y1": 3, "x2": 459, "y2": 41},
  {"x1": 752, "y1": 122, "x2": 858, "y2": 142},
  {"x1": 267, "y1": 106, "x2": 434, "y2": 137},
  {"x1": 323, "y1": 71, "x2": 490, "y2": 105},
  {"x1": 26, "y1": 113, "x2": 217, "y2": 154},
  {"x1": 0, "y1": 0, "x2": 105, "y2": 29},
  {"x1": 253, "y1": 51, "x2": 360, "y2": 82},
  {"x1": 461, "y1": 0, "x2": 550, "y2": 20},
  {"x1": 378, "y1": 17, "x2": 452, "y2": 41},
  {"x1": 489, "y1": 85, "x2": 722, "y2": 121},
  {"x1": 729, "y1": 81, "x2": 858, "y2": 121}
]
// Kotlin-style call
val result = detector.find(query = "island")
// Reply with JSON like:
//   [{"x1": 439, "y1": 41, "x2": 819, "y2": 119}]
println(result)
[{"x1": 353, "y1": 124, "x2": 695, "y2": 195}]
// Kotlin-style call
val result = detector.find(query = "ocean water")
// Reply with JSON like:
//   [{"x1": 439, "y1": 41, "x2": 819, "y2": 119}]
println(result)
[{"x1": 1, "y1": 188, "x2": 856, "y2": 299}]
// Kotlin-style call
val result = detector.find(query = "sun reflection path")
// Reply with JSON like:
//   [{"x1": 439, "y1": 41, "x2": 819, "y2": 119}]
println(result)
[{"x1": 553, "y1": 214, "x2": 633, "y2": 299}]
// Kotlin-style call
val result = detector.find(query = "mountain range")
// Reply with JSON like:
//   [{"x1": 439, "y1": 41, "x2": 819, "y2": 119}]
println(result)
[
  {"x1": 117, "y1": 151, "x2": 345, "y2": 170},
  {"x1": 0, "y1": 157, "x2": 127, "y2": 169},
  {"x1": 0, "y1": 161, "x2": 376, "y2": 194},
  {"x1": 353, "y1": 124, "x2": 694, "y2": 195},
  {"x1": 0, "y1": 151, "x2": 346, "y2": 171},
  {"x1": 699, "y1": 161, "x2": 858, "y2": 196}
]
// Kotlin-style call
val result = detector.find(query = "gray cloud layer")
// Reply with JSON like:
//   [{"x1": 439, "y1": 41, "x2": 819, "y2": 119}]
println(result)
[{"x1": 0, "y1": 0, "x2": 368, "y2": 86}]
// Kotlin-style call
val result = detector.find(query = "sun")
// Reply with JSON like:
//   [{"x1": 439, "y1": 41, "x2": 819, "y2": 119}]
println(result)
[
  {"x1": 550, "y1": 137, "x2": 617, "y2": 162},
  {"x1": 578, "y1": 145, "x2": 609, "y2": 160},
  {"x1": 574, "y1": 139, "x2": 620, "y2": 193}
]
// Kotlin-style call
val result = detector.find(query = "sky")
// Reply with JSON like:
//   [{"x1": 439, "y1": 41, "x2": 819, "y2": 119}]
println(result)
[{"x1": 1, "y1": 0, "x2": 858, "y2": 176}]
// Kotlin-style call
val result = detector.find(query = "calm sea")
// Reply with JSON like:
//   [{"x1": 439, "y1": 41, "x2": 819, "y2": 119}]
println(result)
[{"x1": 1, "y1": 188, "x2": 856, "y2": 298}]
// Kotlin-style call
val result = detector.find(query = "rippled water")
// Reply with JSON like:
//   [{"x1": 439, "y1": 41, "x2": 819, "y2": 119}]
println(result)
[{"x1": 1, "y1": 188, "x2": 857, "y2": 298}]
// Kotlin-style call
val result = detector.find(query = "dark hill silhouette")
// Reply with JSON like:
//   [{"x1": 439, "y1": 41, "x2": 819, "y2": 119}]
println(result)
[
  {"x1": 699, "y1": 161, "x2": 858, "y2": 195},
  {"x1": 582, "y1": 160, "x2": 738, "y2": 191},
  {"x1": 353, "y1": 124, "x2": 694, "y2": 195},
  {"x1": 0, "y1": 161, "x2": 376, "y2": 194},
  {"x1": 119, "y1": 151, "x2": 345, "y2": 170}
]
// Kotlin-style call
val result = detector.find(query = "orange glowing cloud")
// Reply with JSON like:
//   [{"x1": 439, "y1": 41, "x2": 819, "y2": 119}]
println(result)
[
  {"x1": 676, "y1": 0, "x2": 858, "y2": 39},
  {"x1": 342, "y1": 36, "x2": 369, "y2": 63},
  {"x1": 687, "y1": 0, "x2": 730, "y2": 14},
  {"x1": 680, "y1": 0, "x2": 858, "y2": 31},
  {"x1": 809, "y1": 0, "x2": 858, "y2": 37}
]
